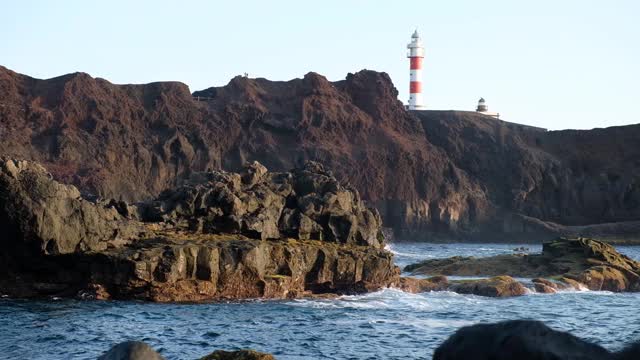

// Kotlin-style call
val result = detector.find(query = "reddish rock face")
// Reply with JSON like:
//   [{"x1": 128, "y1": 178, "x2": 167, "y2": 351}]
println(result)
[{"x1": 1, "y1": 66, "x2": 639, "y2": 241}]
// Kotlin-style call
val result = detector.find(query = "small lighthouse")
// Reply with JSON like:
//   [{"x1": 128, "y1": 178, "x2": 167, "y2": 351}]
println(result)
[
  {"x1": 407, "y1": 30, "x2": 426, "y2": 110},
  {"x1": 476, "y1": 98, "x2": 500, "y2": 118}
]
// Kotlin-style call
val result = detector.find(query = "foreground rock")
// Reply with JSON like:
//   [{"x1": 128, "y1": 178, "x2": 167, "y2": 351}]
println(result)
[
  {"x1": 434, "y1": 320, "x2": 614, "y2": 360},
  {"x1": 406, "y1": 237, "x2": 640, "y2": 292},
  {"x1": 0, "y1": 158, "x2": 398, "y2": 301},
  {"x1": 98, "y1": 341, "x2": 165, "y2": 360},
  {"x1": 98, "y1": 341, "x2": 274, "y2": 360}
]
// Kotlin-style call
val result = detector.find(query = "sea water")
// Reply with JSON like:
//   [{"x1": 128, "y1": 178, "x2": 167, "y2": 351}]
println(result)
[{"x1": 2, "y1": 243, "x2": 640, "y2": 360}]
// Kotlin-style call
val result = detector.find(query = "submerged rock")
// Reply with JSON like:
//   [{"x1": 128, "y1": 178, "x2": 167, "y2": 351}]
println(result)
[
  {"x1": 200, "y1": 349, "x2": 275, "y2": 360},
  {"x1": 406, "y1": 237, "x2": 640, "y2": 293},
  {"x1": 0, "y1": 158, "x2": 398, "y2": 301}
]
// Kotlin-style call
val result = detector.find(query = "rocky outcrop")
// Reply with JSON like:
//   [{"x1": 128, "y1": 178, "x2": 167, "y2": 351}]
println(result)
[
  {"x1": 141, "y1": 161, "x2": 384, "y2": 247},
  {"x1": 406, "y1": 237, "x2": 640, "y2": 292},
  {"x1": 80, "y1": 235, "x2": 397, "y2": 302},
  {"x1": 1, "y1": 65, "x2": 639, "y2": 241},
  {"x1": 397, "y1": 275, "x2": 526, "y2": 298},
  {"x1": 0, "y1": 158, "x2": 398, "y2": 301},
  {"x1": 0, "y1": 157, "x2": 137, "y2": 258}
]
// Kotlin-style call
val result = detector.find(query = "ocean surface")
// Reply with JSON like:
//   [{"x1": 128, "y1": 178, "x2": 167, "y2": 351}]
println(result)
[{"x1": 2, "y1": 243, "x2": 640, "y2": 360}]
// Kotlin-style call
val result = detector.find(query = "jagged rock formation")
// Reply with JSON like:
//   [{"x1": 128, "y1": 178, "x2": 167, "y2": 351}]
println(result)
[
  {"x1": 406, "y1": 237, "x2": 640, "y2": 292},
  {"x1": 1, "y1": 65, "x2": 639, "y2": 241},
  {"x1": 141, "y1": 161, "x2": 384, "y2": 247},
  {"x1": 0, "y1": 158, "x2": 398, "y2": 301},
  {"x1": 0, "y1": 158, "x2": 137, "y2": 256}
]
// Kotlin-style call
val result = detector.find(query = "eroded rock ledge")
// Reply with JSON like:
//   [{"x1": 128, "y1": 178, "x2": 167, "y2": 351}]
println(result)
[
  {"x1": 0, "y1": 158, "x2": 398, "y2": 301},
  {"x1": 406, "y1": 237, "x2": 640, "y2": 293}
]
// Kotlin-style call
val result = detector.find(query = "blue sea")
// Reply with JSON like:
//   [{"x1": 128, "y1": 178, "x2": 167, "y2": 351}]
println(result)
[{"x1": 2, "y1": 243, "x2": 640, "y2": 359}]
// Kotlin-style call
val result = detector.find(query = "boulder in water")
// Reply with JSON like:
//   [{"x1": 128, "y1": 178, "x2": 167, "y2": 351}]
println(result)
[
  {"x1": 434, "y1": 320, "x2": 612, "y2": 360},
  {"x1": 98, "y1": 341, "x2": 165, "y2": 360}
]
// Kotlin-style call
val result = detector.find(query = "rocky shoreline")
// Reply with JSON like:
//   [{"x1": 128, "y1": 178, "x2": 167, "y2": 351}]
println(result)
[
  {"x1": 3, "y1": 157, "x2": 640, "y2": 303},
  {"x1": 406, "y1": 236, "x2": 640, "y2": 294}
]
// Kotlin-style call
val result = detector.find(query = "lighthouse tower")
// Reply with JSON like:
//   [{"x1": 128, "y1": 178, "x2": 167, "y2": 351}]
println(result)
[{"x1": 407, "y1": 30, "x2": 426, "y2": 110}]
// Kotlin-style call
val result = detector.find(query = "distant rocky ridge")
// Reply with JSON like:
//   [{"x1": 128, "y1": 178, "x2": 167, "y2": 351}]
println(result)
[{"x1": 0, "y1": 65, "x2": 639, "y2": 241}]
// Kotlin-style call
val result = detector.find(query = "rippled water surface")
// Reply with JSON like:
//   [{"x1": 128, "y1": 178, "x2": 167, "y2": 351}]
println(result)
[{"x1": 2, "y1": 243, "x2": 640, "y2": 359}]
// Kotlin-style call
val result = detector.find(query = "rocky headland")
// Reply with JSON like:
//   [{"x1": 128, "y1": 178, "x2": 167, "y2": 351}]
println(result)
[
  {"x1": 406, "y1": 237, "x2": 640, "y2": 294},
  {"x1": 0, "y1": 157, "x2": 400, "y2": 301},
  {"x1": 1, "y1": 65, "x2": 639, "y2": 242}
]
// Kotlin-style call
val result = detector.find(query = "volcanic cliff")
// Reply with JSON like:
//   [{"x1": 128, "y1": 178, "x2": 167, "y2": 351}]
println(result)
[{"x1": 0, "y1": 65, "x2": 639, "y2": 241}]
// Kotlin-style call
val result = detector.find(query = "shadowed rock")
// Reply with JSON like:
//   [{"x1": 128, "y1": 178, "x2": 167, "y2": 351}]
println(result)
[
  {"x1": 0, "y1": 157, "x2": 137, "y2": 258},
  {"x1": 434, "y1": 320, "x2": 612, "y2": 360},
  {"x1": 98, "y1": 341, "x2": 165, "y2": 360}
]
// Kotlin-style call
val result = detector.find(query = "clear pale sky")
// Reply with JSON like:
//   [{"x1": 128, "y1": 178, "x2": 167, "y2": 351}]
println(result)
[{"x1": 2, "y1": 0, "x2": 639, "y2": 130}]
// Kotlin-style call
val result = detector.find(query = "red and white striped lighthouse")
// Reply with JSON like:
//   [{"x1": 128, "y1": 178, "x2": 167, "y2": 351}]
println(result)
[{"x1": 407, "y1": 30, "x2": 426, "y2": 110}]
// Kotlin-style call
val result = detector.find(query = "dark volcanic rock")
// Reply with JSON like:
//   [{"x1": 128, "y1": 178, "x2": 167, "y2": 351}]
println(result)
[
  {"x1": 98, "y1": 341, "x2": 165, "y2": 360},
  {"x1": 406, "y1": 237, "x2": 640, "y2": 292},
  {"x1": 0, "y1": 157, "x2": 138, "y2": 262},
  {"x1": 434, "y1": 320, "x2": 613, "y2": 360},
  {"x1": 98, "y1": 341, "x2": 275, "y2": 360},
  {"x1": 143, "y1": 161, "x2": 384, "y2": 247},
  {"x1": 1, "y1": 66, "x2": 639, "y2": 241},
  {"x1": 0, "y1": 158, "x2": 398, "y2": 301}
]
